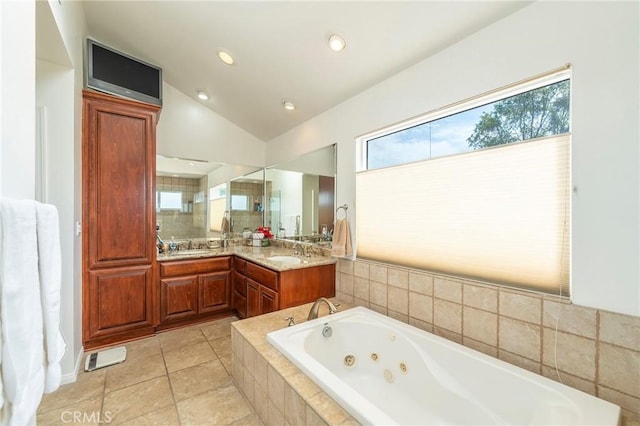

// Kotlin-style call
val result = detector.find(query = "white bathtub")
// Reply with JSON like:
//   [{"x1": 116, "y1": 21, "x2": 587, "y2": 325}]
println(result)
[{"x1": 267, "y1": 306, "x2": 620, "y2": 425}]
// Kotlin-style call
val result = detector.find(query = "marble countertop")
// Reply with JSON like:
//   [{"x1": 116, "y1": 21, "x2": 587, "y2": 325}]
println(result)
[{"x1": 157, "y1": 244, "x2": 336, "y2": 272}]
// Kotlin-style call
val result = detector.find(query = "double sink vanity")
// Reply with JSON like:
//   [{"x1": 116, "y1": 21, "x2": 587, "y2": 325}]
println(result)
[{"x1": 156, "y1": 244, "x2": 336, "y2": 330}]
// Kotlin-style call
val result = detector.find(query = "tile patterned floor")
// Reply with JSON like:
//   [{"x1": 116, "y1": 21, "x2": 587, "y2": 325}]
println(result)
[{"x1": 37, "y1": 316, "x2": 262, "y2": 425}]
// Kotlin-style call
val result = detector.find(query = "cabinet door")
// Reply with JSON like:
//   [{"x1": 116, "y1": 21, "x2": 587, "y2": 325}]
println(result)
[
  {"x1": 83, "y1": 91, "x2": 159, "y2": 269},
  {"x1": 247, "y1": 279, "x2": 261, "y2": 318},
  {"x1": 85, "y1": 265, "x2": 154, "y2": 343},
  {"x1": 232, "y1": 290, "x2": 247, "y2": 319},
  {"x1": 160, "y1": 276, "x2": 198, "y2": 324},
  {"x1": 259, "y1": 286, "x2": 278, "y2": 315},
  {"x1": 199, "y1": 271, "x2": 231, "y2": 314}
]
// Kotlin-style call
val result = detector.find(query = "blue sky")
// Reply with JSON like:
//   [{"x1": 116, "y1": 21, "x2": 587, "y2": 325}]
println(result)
[{"x1": 367, "y1": 104, "x2": 493, "y2": 169}]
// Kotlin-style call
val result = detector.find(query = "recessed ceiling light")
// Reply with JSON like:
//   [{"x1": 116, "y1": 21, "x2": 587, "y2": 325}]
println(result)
[
  {"x1": 196, "y1": 90, "x2": 209, "y2": 100},
  {"x1": 282, "y1": 99, "x2": 296, "y2": 111},
  {"x1": 217, "y1": 50, "x2": 234, "y2": 65},
  {"x1": 328, "y1": 34, "x2": 346, "y2": 52}
]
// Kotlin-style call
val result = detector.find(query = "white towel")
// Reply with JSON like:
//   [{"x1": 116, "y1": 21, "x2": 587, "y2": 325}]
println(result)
[
  {"x1": 0, "y1": 200, "x2": 45, "y2": 426},
  {"x1": 35, "y1": 202, "x2": 65, "y2": 393},
  {"x1": 331, "y1": 218, "x2": 353, "y2": 257}
]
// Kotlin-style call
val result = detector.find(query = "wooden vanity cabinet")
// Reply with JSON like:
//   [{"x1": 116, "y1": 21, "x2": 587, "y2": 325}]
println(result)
[
  {"x1": 157, "y1": 256, "x2": 232, "y2": 329},
  {"x1": 232, "y1": 257, "x2": 335, "y2": 319},
  {"x1": 82, "y1": 90, "x2": 160, "y2": 349}
]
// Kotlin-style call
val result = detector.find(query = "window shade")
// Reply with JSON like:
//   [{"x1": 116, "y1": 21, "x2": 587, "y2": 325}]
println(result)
[
  {"x1": 209, "y1": 198, "x2": 226, "y2": 232},
  {"x1": 356, "y1": 134, "x2": 570, "y2": 295}
]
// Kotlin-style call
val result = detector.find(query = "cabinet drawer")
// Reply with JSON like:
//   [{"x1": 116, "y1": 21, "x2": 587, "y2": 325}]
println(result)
[
  {"x1": 246, "y1": 261, "x2": 278, "y2": 291},
  {"x1": 160, "y1": 256, "x2": 231, "y2": 278},
  {"x1": 234, "y1": 257, "x2": 247, "y2": 274}
]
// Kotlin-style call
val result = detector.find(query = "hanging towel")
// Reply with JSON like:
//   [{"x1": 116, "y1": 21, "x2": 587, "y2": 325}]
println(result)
[
  {"x1": 220, "y1": 214, "x2": 230, "y2": 234},
  {"x1": 0, "y1": 199, "x2": 45, "y2": 426},
  {"x1": 35, "y1": 202, "x2": 66, "y2": 394},
  {"x1": 331, "y1": 218, "x2": 353, "y2": 257}
]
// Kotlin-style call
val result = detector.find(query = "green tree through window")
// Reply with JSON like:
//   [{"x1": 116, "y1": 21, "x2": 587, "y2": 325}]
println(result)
[{"x1": 467, "y1": 80, "x2": 570, "y2": 149}]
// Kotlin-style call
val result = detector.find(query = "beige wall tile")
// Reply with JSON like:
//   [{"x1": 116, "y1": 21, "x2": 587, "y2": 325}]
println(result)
[
  {"x1": 543, "y1": 300, "x2": 597, "y2": 339},
  {"x1": 353, "y1": 297, "x2": 370, "y2": 308},
  {"x1": 268, "y1": 365, "x2": 285, "y2": 414},
  {"x1": 499, "y1": 317, "x2": 541, "y2": 362},
  {"x1": 463, "y1": 306, "x2": 497, "y2": 347},
  {"x1": 541, "y1": 365, "x2": 596, "y2": 396},
  {"x1": 370, "y1": 281, "x2": 388, "y2": 308},
  {"x1": 599, "y1": 343, "x2": 640, "y2": 397},
  {"x1": 268, "y1": 400, "x2": 285, "y2": 426},
  {"x1": 284, "y1": 383, "x2": 306, "y2": 426},
  {"x1": 409, "y1": 318, "x2": 433, "y2": 333},
  {"x1": 354, "y1": 277, "x2": 370, "y2": 301},
  {"x1": 284, "y1": 371, "x2": 321, "y2": 401},
  {"x1": 306, "y1": 406, "x2": 327, "y2": 426},
  {"x1": 433, "y1": 299, "x2": 462, "y2": 334},
  {"x1": 621, "y1": 410, "x2": 640, "y2": 426},
  {"x1": 369, "y1": 303, "x2": 388, "y2": 316},
  {"x1": 409, "y1": 272, "x2": 433, "y2": 295},
  {"x1": 463, "y1": 283, "x2": 498, "y2": 313},
  {"x1": 354, "y1": 261, "x2": 370, "y2": 279},
  {"x1": 370, "y1": 264, "x2": 388, "y2": 284},
  {"x1": 388, "y1": 310, "x2": 408, "y2": 323},
  {"x1": 599, "y1": 311, "x2": 640, "y2": 351},
  {"x1": 463, "y1": 337, "x2": 498, "y2": 357},
  {"x1": 254, "y1": 354, "x2": 268, "y2": 392},
  {"x1": 498, "y1": 350, "x2": 541, "y2": 374},
  {"x1": 388, "y1": 268, "x2": 409, "y2": 289},
  {"x1": 409, "y1": 293, "x2": 433, "y2": 324},
  {"x1": 338, "y1": 258, "x2": 354, "y2": 274},
  {"x1": 254, "y1": 382, "x2": 268, "y2": 424},
  {"x1": 388, "y1": 286, "x2": 408, "y2": 315},
  {"x1": 307, "y1": 392, "x2": 351, "y2": 425},
  {"x1": 340, "y1": 273, "x2": 354, "y2": 296},
  {"x1": 434, "y1": 277, "x2": 462, "y2": 303},
  {"x1": 542, "y1": 328, "x2": 596, "y2": 381},
  {"x1": 499, "y1": 290, "x2": 541, "y2": 324},
  {"x1": 434, "y1": 326, "x2": 462, "y2": 344}
]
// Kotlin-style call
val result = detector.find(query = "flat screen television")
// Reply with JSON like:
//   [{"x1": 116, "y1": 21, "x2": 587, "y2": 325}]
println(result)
[{"x1": 86, "y1": 38, "x2": 162, "y2": 106}]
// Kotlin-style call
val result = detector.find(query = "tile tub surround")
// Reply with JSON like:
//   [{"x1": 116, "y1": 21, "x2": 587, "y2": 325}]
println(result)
[
  {"x1": 231, "y1": 301, "x2": 359, "y2": 426},
  {"x1": 336, "y1": 258, "x2": 640, "y2": 424}
]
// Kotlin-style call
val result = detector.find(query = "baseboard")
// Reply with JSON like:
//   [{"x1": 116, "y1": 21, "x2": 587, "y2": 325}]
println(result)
[{"x1": 60, "y1": 346, "x2": 84, "y2": 385}]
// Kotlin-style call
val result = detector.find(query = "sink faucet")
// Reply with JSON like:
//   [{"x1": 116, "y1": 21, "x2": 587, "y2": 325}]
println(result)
[
  {"x1": 292, "y1": 243, "x2": 302, "y2": 256},
  {"x1": 307, "y1": 297, "x2": 338, "y2": 320}
]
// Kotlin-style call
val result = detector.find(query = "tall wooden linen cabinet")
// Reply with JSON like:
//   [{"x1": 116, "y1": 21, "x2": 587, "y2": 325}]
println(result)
[{"x1": 82, "y1": 90, "x2": 160, "y2": 349}]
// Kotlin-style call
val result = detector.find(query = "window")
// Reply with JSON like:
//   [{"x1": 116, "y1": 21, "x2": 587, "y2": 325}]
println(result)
[
  {"x1": 356, "y1": 69, "x2": 571, "y2": 296},
  {"x1": 156, "y1": 191, "x2": 182, "y2": 210},
  {"x1": 209, "y1": 183, "x2": 227, "y2": 232},
  {"x1": 365, "y1": 78, "x2": 569, "y2": 170}
]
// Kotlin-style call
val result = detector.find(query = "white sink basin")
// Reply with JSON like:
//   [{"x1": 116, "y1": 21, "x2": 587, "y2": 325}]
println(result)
[{"x1": 267, "y1": 255, "x2": 302, "y2": 265}]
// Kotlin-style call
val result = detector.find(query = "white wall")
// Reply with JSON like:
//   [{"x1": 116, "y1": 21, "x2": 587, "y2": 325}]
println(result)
[
  {"x1": 1, "y1": 0, "x2": 35, "y2": 199},
  {"x1": 266, "y1": 2, "x2": 640, "y2": 316},
  {"x1": 40, "y1": 0, "x2": 87, "y2": 381},
  {"x1": 158, "y1": 84, "x2": 265, "y2": 168}
]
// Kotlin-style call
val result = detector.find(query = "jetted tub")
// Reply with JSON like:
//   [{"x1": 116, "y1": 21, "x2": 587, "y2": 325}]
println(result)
[{"x1": 267, "y1": 306, "x2": 620, "y2": 425}]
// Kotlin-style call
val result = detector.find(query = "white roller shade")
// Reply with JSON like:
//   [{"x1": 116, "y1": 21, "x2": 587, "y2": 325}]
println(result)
[
  {"x1": 209, "y1": 197, "x2": 226, "y2": 232},
  {"x1": 356, "y1": 134, "x2": 570, "y2": 295}
]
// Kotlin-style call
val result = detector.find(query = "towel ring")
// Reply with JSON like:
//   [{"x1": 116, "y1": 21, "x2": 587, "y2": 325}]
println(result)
[{"x1": 336, "y1": 204, "x2": 348, "y2": 219}]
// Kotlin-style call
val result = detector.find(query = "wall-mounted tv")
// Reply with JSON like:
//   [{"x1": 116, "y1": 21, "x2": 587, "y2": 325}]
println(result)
[{"x1": 86, "y1": 38, "x2": 162, "y2": 106}]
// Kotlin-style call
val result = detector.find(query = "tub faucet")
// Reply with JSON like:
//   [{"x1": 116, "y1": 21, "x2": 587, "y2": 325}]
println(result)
[{"x1": 307, "y1": 297, "x2": 338, "y2": 321}]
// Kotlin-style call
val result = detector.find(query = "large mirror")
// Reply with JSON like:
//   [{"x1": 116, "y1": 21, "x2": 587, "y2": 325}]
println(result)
[
  {"x1": 265, "y1": 144, "x2": 336, "y2": 242},
  {"x1": 155, "y1": 155, "x2": 220, "y2": 240},
  {"x1": 155, "y1": 144, "x2": 336, "y2": 244}
]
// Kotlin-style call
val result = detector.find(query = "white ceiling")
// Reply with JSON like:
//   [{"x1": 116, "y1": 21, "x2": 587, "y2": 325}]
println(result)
[{"x1": 82, "y1": 1, "x2": 530, "y2": 142}]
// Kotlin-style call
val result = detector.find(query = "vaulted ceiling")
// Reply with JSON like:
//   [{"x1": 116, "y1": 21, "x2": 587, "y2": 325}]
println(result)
[{"x1": 83, "y1": 1, "x2": 530, "y2": 142}]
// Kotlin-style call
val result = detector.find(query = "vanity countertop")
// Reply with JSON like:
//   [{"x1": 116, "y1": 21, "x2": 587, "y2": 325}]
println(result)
[{"x1": 157, "y1": 244, "x2": 336, "y2": 272}]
